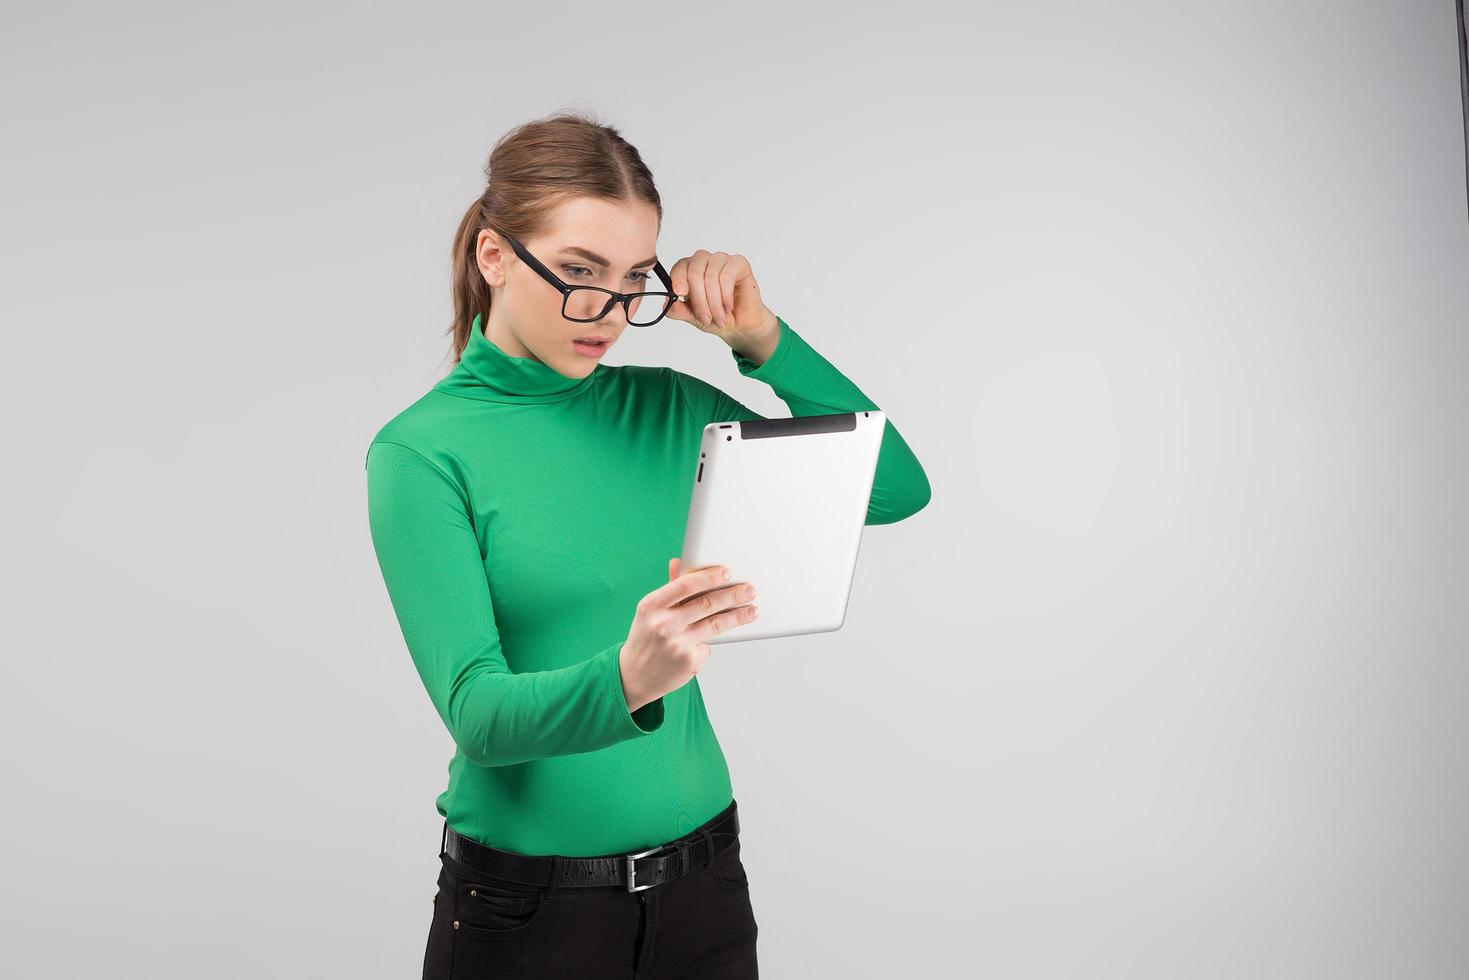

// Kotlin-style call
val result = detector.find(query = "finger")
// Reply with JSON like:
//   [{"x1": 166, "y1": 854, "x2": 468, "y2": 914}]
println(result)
[
  {"x1": 685, "y1": 251, "x2": 713, "y2": 326},
  {"x1": 687, "y1": 600, "x2": 760, "y2": 642},
  {"x1": 705, "y1": 255, "x2": 727, "y2": 327},
  {"x1": 668, "y1": 257, "x2": 693, "y2": 322},
  {"x1": 669, "y1": 557, "x2": 679, "y2": 582},
  {"x1": 671, "y1": 581, "x2": 755, "y2": 630},
  {"x1": 647, "y1": 562, "x2": 730, "y2": 607},
  {"x1": 718, "y1": 256, "x2": 740, "y2": 323}
]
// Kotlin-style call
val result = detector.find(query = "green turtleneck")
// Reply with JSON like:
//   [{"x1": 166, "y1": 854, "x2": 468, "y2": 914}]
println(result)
[{"x1": 365, "y1": 312, "x2": 930, "y2": 856}]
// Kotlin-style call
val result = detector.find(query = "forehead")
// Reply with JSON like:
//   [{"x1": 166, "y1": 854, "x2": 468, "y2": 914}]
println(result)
[{"x1": 541, "y1": 196, "x2": 660, "y2": 259}]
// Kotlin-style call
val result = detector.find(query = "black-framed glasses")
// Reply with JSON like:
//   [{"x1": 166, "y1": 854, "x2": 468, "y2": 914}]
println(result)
[{"x1": 498, "y1": 231, "x2": 685, "y2": 327}]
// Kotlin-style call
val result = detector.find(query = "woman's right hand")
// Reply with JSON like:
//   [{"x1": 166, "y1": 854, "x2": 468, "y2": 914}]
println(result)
[{"x1": 619, "y1": 558, "x2": 759, "y2": 712}]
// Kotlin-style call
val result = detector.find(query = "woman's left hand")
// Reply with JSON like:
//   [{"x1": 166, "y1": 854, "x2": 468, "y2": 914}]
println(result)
[{"x1": 665, "y1": 249, "x2": 778, "y2": 352}]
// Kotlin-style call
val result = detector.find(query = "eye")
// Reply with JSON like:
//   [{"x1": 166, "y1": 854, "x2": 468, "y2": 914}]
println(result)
[
  {"x1": 562, "y1": 265, "x2": 592, "y2": 279},
  {"x1": 629, "y1": 270, "x2": 652, "y2": 284}
]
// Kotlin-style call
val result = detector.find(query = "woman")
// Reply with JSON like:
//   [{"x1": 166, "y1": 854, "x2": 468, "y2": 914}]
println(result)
[{"x1": 366, "y1": 111, "x2": 932, "y2": 980}]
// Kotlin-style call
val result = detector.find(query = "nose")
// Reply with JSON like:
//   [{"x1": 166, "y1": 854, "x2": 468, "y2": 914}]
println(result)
[{"x1": 597, "y1": 299, "x2": 629, "y2": 328}]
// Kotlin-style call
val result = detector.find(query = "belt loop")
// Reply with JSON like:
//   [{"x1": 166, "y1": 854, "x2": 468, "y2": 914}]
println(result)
[
  {"x1": 546, "y1": 856, "x2": 562, "y2": 898},
  {"x1": 440, "y1": 821, "x2": 448, "y2": 858},
  {"x1": 697, "y1": 828, "x2": 715, "y2": 871}
]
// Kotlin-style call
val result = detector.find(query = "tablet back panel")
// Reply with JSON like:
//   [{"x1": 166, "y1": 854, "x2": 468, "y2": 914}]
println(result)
[{"x1": 679, "y1": 410, "x2": 886, "y2": 644}]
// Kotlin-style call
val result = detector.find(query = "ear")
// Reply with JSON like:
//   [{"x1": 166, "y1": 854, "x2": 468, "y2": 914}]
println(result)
[{"x1": 476, "y1": 229, "x2": 510, "y2": 287}]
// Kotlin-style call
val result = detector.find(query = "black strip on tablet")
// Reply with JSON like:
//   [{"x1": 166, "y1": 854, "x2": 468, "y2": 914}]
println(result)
[{"x1": 739, "y1": 413, "x2": 858, "y2": 439}]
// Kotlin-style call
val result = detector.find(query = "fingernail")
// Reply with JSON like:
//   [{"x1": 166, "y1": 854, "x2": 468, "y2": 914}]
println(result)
[{"x1": 723, "y1": 568, "x2": 731, "y2": 580}]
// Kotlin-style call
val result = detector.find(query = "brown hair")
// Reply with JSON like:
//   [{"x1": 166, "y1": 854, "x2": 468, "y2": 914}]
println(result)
[{"x1": 447, "y1": 109, "x2": 664, "y2": 361}]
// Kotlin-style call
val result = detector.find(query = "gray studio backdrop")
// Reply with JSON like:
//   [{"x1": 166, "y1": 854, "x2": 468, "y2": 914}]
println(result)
[{"x1": 3, "y1": 2, "x2": 1467, "y2": 978}]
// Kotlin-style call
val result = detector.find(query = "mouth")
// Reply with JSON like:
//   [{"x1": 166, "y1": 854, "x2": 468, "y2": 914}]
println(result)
[{"x1": 572, "y1": 335, "x2": 611, "y2": 357}]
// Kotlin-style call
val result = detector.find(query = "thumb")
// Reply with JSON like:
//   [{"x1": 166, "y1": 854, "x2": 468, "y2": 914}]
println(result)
[{"x1": 669, "y1": 557, "x2": 680, "y2": 582}]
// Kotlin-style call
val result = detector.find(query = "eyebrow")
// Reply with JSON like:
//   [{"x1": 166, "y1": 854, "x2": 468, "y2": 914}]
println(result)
[{"x1": 560, "y1": 246, "x2": 659, "y2": 269}]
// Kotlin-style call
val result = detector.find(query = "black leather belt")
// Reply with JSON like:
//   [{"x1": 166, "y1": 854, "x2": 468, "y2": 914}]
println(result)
[{"x1": 441, "y1": 799, "x2": 740, "y2": 894}]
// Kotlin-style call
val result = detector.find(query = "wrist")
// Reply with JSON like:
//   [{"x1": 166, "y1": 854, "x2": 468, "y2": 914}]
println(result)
[
  {"x1": 730, "y1": 309, "x2": 780, "y2": 364},
  {"x1": 617, "y1": 643, "x2": 652, "y2": 713}
]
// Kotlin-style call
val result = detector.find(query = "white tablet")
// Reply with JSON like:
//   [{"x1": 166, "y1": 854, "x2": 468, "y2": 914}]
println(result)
[{"x1": 679, "y1": 410, "x2": 886, "y2": 644}]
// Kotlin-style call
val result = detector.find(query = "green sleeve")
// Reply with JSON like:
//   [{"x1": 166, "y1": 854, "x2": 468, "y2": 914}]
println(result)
[
  {"x1": 671, "y1": 314, "x2": 932, "y2": 525},
  {"x1": 365, "y1": 440, "x2": 664, "y2": 767}
]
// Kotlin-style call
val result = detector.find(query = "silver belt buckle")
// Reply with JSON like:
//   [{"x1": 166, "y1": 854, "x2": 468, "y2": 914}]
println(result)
[{"x1": 625, "y1": 843, "x2": 671, "y2": 892}]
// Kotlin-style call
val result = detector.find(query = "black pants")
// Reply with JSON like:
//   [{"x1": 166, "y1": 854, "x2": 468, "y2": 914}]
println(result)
[{"x1": 422, "y1": 800, "x2": 759, "y2": 979}]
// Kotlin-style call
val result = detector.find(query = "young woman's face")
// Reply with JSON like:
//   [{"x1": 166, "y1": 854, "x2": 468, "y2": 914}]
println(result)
[{"x1": 479, "y1": 196, "x2": 661, "y2": 374}]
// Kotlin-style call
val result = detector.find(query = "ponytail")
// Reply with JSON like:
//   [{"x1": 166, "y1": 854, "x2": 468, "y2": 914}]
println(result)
[{"x1": 448, "y1": 197, "x2": 495, "y2": 361}]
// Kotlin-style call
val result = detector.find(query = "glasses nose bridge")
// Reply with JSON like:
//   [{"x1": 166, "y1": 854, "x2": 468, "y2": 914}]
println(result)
[{"x1": 602, "y1": 291, "x2": 632, "y2": 326}]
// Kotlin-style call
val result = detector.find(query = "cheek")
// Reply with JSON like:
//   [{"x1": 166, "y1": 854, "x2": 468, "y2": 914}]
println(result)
[
  {"x1": 502, "y1": 272, "x2": 562, "y2": 317},
  {"x1": 510, "y1": 287, "x2": 568, "y2": 340}
]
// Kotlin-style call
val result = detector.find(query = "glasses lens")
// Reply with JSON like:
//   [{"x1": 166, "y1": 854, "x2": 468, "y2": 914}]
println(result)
[
  {"x1": 627, "y1": 291, "x2": 674, "y2": 326},
  {"x1": 562, "y1": 287, "x2": 674, "y2": 325},
  {"x1": 564, "y1": 288, "x2": 613, "y2": 322}
]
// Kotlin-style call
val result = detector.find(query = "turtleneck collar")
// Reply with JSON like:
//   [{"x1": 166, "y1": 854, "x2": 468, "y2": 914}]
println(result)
[{"x1": 433, "y1": 312, "x2": 603, "y2": 404}]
